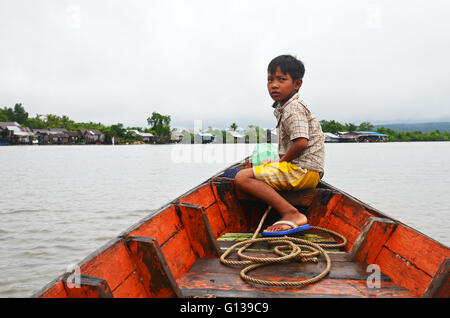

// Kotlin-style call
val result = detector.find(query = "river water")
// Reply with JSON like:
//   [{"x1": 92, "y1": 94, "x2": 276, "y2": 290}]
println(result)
[{"x1": 0, "y1": 142, "x2": 449, "y2": 297}]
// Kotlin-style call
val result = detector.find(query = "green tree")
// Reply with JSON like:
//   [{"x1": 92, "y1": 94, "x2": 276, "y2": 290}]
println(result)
[
  {"x1": 1, "y1": 106, "x2": 15, "y2": 122},
  {"x1": 61, "y1": 115, "x2": 75, "y2": 129},
  {"x1": 110, "y1": 123, "x2": 126, "y2": 138},
  {"x1": 45, "y1": 114, "x2": 58, "y2": 128},
  {"x1": 319, "y1": 120, "x2": 345, "y2": 134},
  {"x1": 100, "y1": 123, "x2": 126, "y2": 144},
  {"x1": 0, "y1": 108, "x2": 9, "y2": 121},
  {"x1": 13, "y1": 103, "x2": 29, "y2": 125},
  {"x1": 358, "y1": 121, "x2": 374, "y2": 131},
  {"x1": 229, "y1": 122, "x2": 238, "y2": 131},
  {"x1": 147, "y1": 112, "x2": 171, "y2": 143},
  {"x1": 0, "y1": 104, "x2": 30, "y2": 124},
  {"x1": 345, "y1": 123, "x2": 358, "y2": 132},
  {"x1": 25, "y1": 114, "x2": 46, "y2": 129}
]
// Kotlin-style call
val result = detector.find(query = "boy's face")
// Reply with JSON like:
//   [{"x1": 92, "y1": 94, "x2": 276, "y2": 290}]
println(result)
[{"x1": 267, "y1": 66, "x2": 302, "y2": 104}]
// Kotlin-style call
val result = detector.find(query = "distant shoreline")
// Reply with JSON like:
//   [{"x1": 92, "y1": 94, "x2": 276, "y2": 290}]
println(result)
[
  {"x1": 2, "y1": 103, "x2": 449, "y2": 145},
  {"x1": 1, "y1": 139, "x2": 448, "y2": 147}
]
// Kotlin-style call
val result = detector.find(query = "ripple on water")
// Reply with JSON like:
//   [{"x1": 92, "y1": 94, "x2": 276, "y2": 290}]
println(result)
[{"x1": 1, "y1": 209, "x2": 43, "y2": 215}]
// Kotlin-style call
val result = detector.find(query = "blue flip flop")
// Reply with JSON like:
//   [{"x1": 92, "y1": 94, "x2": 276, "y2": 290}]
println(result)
[
  {"x1": 223, "y1": 168, "x2": 240, "y2": 179},
  {"x1": 261, "y1": 220, "x2": 311, "y2": 237}
]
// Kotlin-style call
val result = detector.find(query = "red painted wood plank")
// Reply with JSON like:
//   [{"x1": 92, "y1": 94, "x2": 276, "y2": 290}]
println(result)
[
  {"x1": 128, "y1": 205, "x2": 182, "y2": 245},
  {"x1": 384, "y1": 225, "x2": 450, "y2": 277},
  {"x1": 177, "y1": 270, "x2": 415, "y2": 298},
  {"x1": 306, "y1": 192, "x2": 343, "y2": 227},
  {"x1": 111, "y1": 272, "x2": 149, "y2": 298},
  {"x1": 211, "y1": 182, "x2": 248, "y2": 233},
  {"x1": 161, "y1": 229, "x2": 197, "y2": 280},
  {"x1": 40, "y1": 280, "x2": 68, "y2": 298},
  {"x1": 80, "y1": 241, "x2": 136, "y2": 292},
  {"x1": 126, "y1": 236, "x2": 182, "y2": 298},
  {"x1": 179, "y1": 184, "x2": 216, "y2": 209},
  {"x1": 203, "y1": 203, "x2": 226, "y2": 238},
  {"x1": 332, "y1": 196, "x2": 373, "y2": 230},
  {"x1": 375, "y1": 247, "x2": 432, "y2": 297},
  {"x1": 319, "y1": 212, "x2": 361, "y2": 251},
  {"x1": 175, "y1": 203, "x2": 221, "y2": 257},
  {"x1": 350, "y1": 217, "x2": 397, "y2": 264}
]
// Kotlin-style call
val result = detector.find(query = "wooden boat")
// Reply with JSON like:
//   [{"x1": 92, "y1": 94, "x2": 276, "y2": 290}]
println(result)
[{"x1": 33, "y1": 158, "x2": 449, "y2": 298}]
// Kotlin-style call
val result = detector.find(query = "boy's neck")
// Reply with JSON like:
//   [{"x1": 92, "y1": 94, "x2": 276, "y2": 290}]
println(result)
[{"x1": 276, "y1": 91, "x2": 298, "y2": 108}]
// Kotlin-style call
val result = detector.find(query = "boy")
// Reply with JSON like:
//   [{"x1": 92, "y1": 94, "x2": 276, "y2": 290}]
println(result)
[{"x1": 235, "y1": 55, "x2": 325, "y2": 236}]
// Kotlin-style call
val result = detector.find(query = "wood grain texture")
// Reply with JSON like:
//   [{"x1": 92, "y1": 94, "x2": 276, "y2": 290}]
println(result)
[{"x1": 177, "y1": 258, "x2": 415, "y2": 298}]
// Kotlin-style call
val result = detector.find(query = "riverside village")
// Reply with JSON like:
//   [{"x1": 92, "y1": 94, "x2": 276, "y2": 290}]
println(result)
[
  {"x1": 0, "y1": 122, "x2": 388, "y2": 146},
  {"x1": 0, "y1": 120, "x2": 388, "y2": 146}
]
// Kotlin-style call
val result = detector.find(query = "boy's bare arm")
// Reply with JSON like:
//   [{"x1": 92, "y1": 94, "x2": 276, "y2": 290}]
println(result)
[{"x1": 279, "y1": 137, "x2": 308, "y2": 163}]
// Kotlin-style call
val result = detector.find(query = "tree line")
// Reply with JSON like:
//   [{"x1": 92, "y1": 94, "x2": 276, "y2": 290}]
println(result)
[{"x1": 2, "y1": 103, "x2": 449, "y2": 143}]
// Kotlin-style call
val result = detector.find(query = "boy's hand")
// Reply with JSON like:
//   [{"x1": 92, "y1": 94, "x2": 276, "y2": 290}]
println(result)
[{"x1": 279, "y1": 138, "x2": 307, "y2": 163}]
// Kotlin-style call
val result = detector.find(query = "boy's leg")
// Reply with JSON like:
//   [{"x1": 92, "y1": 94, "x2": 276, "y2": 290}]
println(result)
[{"x1": 234, "y1": 168, "x2": 308, "y2": 232}]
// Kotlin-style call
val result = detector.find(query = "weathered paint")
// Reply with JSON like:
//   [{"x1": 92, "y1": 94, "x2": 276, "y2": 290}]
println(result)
[
  {"x1": 126, "y1": 236, "x2": 182, "y2": 297},
  {"x1": 423, "y1": 258, "x2": 449, "y2": 298},
  {"x1": 349, "y1": 217, "x2": 397, "y2": 264},
  {"x1": 128, "y1": 205, "x2": 181, "y2": 245},
  {"x1": 175, "y1": 203, "x2": 221, "y2": 258}
]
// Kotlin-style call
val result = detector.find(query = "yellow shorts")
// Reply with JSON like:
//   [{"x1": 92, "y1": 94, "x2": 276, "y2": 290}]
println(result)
[{"x1": 252, "y1": 161, "x2": 320, "y2": 191}]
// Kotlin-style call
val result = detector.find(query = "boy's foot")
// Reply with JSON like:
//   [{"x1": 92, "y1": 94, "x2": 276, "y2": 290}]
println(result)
[{"x1": 263, "y1": 210, "x2": 308, "y2": 233}]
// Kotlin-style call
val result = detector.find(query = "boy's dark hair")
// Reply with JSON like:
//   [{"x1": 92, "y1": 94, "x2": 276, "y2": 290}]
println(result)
[{"x1": 268, "y1": 55, "x2": 305, "y2": 81}]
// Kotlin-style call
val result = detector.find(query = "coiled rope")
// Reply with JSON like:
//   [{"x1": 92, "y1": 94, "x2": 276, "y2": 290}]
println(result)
[{"x1": 220, "y1": 206, "x2": 347, "y2": 287}]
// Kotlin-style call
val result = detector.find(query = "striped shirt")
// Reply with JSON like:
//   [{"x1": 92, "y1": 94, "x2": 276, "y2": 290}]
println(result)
[{"x1": 273, "y1": 93, "x2": 325, "y2": 177}]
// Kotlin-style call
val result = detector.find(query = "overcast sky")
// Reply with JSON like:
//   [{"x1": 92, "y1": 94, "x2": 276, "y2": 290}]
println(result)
[{"x1": 1, "y1": 0, "x2": 449, "y2": 130}]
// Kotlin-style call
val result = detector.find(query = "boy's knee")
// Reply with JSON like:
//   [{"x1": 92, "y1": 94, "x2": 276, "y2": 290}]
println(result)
[
  {"x1": 234, "y1": 170, "x2": 245, "y2": 185},
  {"x1": 235, "y1": 168, "x2": 254, "y2": 184}
]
